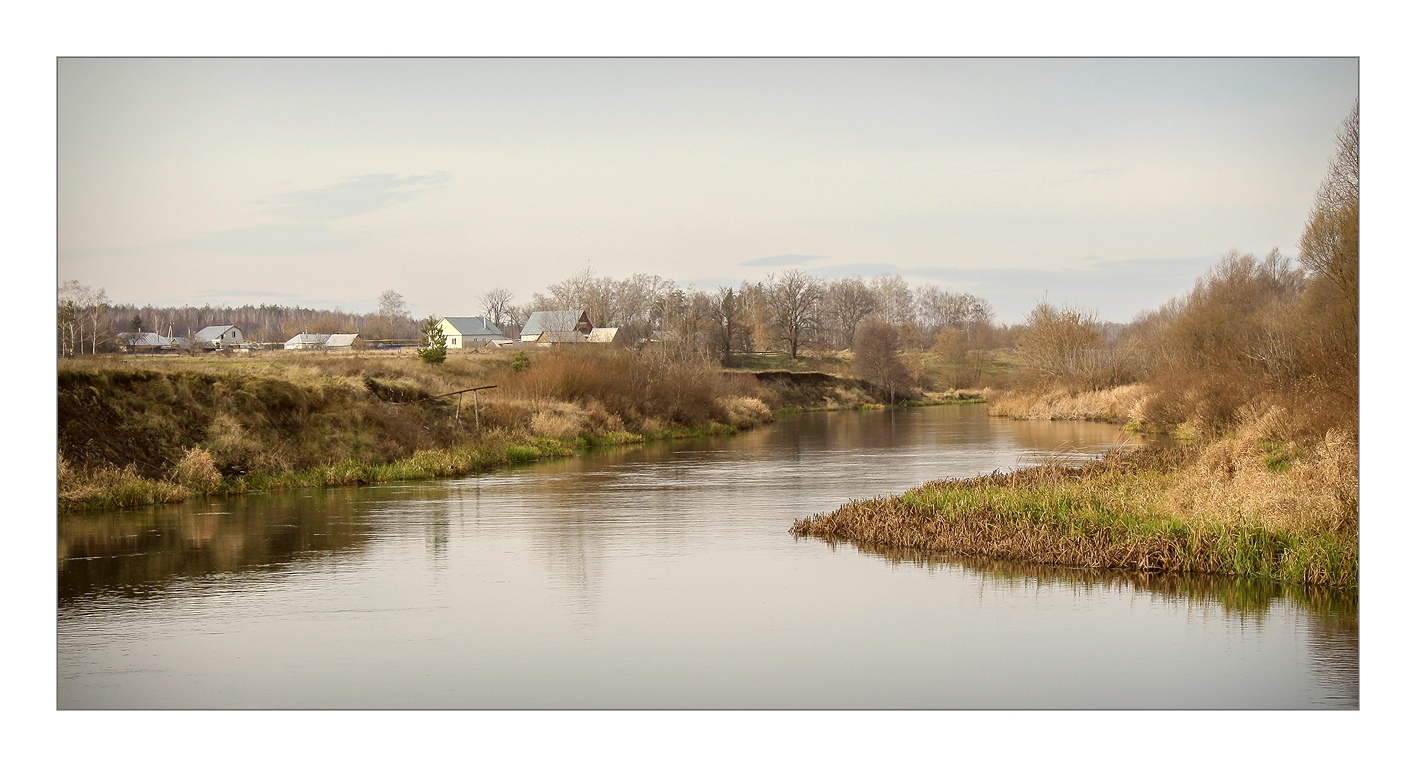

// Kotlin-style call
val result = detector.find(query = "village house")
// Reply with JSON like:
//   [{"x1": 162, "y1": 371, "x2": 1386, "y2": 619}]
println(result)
[
  {"x1": 120, "y1": 332, "x2": 174, "y2": 353},
  {"x1": 282, "y1": 332, "x2": 358, "y2": 351},
  {"x1": 437, "y1": 317, "x2": 505, "y2": 349},
  {"x1": 519, "y1": 310, "x2": 594, "y2": 343},
  {"x1": 194, "y1": 325, "x2": 245, "y2": 350},
  {"x1": 586, "y1": 327, "x2": 624, "y2": 345},
  {"x1": 325, "y1": 333, "x2": 358, "y2": 350},
  {"x1": 283, "y1": 333, "x2": 330, "y2": 350}
]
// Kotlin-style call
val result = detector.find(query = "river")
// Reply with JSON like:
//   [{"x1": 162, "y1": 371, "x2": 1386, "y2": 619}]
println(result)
[{"x1": 57, "y1": 404, "x2": 1357, "y2": 708}]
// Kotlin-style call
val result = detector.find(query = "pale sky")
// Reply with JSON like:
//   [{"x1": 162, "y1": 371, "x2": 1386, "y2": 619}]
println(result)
[{"x1": 58, "y1": 57, "x2": 1357, "y2": 323}]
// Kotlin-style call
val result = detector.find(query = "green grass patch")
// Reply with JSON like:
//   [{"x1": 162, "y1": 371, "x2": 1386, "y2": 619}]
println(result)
[{"x1": 796, "y1": 450, "x2": 1357, "y2": 589}]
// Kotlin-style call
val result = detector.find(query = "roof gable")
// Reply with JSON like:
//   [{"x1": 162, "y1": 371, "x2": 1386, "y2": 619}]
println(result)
[
  {"x1": 194, "y1": 325, "x2": 239, "y2": 341},
  {"x1": 441, "y1": 316, "x2": 502, "y2": 336},
  {"x1": 521, "y1": 310, "x2": 590, "y2": 337}
]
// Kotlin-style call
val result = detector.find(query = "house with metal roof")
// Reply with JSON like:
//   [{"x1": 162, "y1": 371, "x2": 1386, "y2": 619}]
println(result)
[
  {"x1": 519, "y1": 310, "x2": 593, "y2": 343},
  {"x1": 284, "y1": 333, "x2": 331, "y2": 350},
  {"x1": 436, "y1": 317, "x2": 505, "y2": 349},
  {"x1": 194, "y1": 325, "x2": 245, "y2": 350},
  {"x1": 325, "y1": 333, "x2": 359, "y2": 349},
  {"x1": 121, "y1": 332, "x2": 174, "y2": 353}
]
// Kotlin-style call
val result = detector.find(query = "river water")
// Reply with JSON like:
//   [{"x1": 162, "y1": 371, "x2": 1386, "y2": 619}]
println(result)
[{"x1": 57, "y1": 404, "x2": 1357, "y2": 709}]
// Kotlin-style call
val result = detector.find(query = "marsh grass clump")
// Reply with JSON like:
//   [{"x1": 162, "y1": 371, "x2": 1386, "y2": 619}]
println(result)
[
  {"x1": 59, "y1": 454, "x2": 191, "y2": 512},
  {"x1": 170, "y1": 446, "x2": 222, "y2": 494},
  {"x1": 792, "y1": 421, "x2": 1357, "y2": 588},
  {"x1": 988, "y1": 383, "x2": 1151, "y2": 425},
  {"x1": 715, "y1": 395, "x2": 773, "y2": 429}
]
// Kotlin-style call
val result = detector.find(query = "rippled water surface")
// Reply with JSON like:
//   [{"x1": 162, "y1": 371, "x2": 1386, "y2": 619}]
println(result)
[{"x1": 58, "y1": 405, "x2": 1358, "y2": 708}]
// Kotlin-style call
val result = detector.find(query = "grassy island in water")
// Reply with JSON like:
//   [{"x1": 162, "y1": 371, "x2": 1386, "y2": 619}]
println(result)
[{"x1": 793, "y1": 407, "x2": 1357, "y2": 589}]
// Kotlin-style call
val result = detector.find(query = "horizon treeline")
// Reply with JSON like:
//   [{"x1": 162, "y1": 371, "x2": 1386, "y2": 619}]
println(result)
[
  {"x1": 56, "y1": 270, "x2": 1010, "y2": 362},
  {"x1": 56, "y1": 289, "x2": 425, "y2": 352}
]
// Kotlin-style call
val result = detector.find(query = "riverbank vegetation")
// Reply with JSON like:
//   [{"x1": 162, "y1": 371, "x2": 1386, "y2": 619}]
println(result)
[
  {"x1": 59, "y1": 342, "x2": 931, "y2": 512},
  {"x1": 794, "y1": 104, "x2": 1359, "y2": 587},
  {"x1": 793, "y1": 413, "x2": 1357, "y2": 588}
]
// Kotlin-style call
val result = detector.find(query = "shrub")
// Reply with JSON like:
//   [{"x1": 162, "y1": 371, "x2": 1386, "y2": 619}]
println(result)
[
  {"x1": 716, "y1": 396, "x2": 773, "y2": 429},
  {"x1": 171, "y1": 446, "x2": 222, "y2": 493}
]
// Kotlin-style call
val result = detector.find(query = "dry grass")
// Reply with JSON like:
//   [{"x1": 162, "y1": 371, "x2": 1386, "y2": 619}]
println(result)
[
  {"x1": 716, "y1": 395, "x2": 774, "y2": 429},
  {"x1": 792, "y1": 408, "x2": 1357, "y2": 588},
  {"x1": 987, "y1": 384, "x2": 1152, "y2": 425},
  {"x1": 170, "y1": 446, "x2": 222, "y2": 494},
  {"x1": 1164, "y1": 408, "x2": 1357, "y2": 534},
  {"x1": 59, "y1": 453, "x2": 191, "y2": 510}
]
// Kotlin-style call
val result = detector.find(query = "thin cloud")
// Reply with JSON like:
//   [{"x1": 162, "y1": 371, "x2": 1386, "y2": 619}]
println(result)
[
  {"x1": 257, "y1": 172, "x2": 451, "y2": 223},
  {"x1": 739, "y1": 254, "x2": 828, "y2": 267}
]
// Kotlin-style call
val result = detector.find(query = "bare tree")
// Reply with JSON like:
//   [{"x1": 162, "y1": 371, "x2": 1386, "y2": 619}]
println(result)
[
  {"x1": 869, "y1": 274, "x2": 915, "y2": 325},
  {"x1": 657, "y1": 287, "x2": 714, "y2": 357},
  {"x1": 710, "y1": 286, "x2": 743, "y2": 365},
  {"x1": 1015, "y1": 302, "x2": 1121, "y2": 389},
  {"x1": 854, "y1": 318, "x2": 914, "y2": 404},
  {"x1": 917, "y1": 286, "x2": 996, "y2": 348},
  {"x1": 825, "y1": 277, "x2": 877, "y2": 350},
  {"x1": 57, "y1": 284, "x2": 80, "y2": 357},
  {"x1": 377, "y1": 290, "x2": 408, "y2": 318},
  {"x1": 1300, "y1": 101, "x2": 1359, "y2": 317},
  {"x1": 617, "y1": 273, "x2": 676, "y2": 343},
  {"x1": 761, "y1": 270, "x2": 824, "y2": 360},
  {"x1": 479, "y1": 287, "x2": 515, "y2": 328},
  {"x1": 58, "y1": 280, "x2": 110, "y2": 355},
  {"x1": 374, "y1": 290, "x2": 412, "y2": 340}
]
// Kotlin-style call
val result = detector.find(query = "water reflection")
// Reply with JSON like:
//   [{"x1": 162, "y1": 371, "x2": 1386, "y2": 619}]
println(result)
[
  {"x1": 840, "y1": 540, "x2": 1359, "y2": 707},
  {"x1": 58, "y1": 405, "x2": 1357, "y2": 709},
  {"x1": 58, "y1": 489, "x2": 373, "y2": 607}
]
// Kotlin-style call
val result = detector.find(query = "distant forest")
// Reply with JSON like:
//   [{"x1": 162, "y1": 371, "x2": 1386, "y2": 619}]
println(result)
[{"x1": 57, "y1": 287, "x2": 424, "y2": 352}]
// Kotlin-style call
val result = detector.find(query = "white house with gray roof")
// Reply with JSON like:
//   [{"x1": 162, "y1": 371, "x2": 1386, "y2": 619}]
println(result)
[
  {"x1": 283, "y1": 333, "x2": 331, "y2": 350},
  {"x1": 194, "y1": 325, "x2": 245, "y2": 350},
  {"x1": 437, "y1": 317, "x2": 505, "y2": 349},
  {"x1": 325, "y1": 333, "x2": 358, "y2": 349}
]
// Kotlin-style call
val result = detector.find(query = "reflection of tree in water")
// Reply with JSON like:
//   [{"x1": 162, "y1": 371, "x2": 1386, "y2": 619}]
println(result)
[
  {"x1": 535, "y1": 515, "x2": 602, "y2": 632},
  {"x1": 442, "y1": 473, "x2": 607, "y2": 632},
  {"x1": 58, "y1": 489, "x2": 373, "y2": 607},
  {"x1": 842, "y1": 539, "x2": 1359, "y2": 705},
  {"x1": 508, "y1": 444, "x2": 722, "y2": 632},
  {"x1": 424, "y1": 503, "x2": 450, "y2": 565}
]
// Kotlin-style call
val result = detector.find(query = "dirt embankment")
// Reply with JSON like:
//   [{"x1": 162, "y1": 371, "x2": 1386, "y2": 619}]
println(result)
[
  {"x1": 58, "y1": 367, "x2": 466, "y2": 480},
  {"x1": 736, "y1": 370, "x2": 889, "y2": 410}
]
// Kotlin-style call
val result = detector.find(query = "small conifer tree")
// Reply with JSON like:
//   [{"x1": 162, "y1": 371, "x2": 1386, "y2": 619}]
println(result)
[{"x1": 418, "y1": 316, "x2": 448, "y2": 365}]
